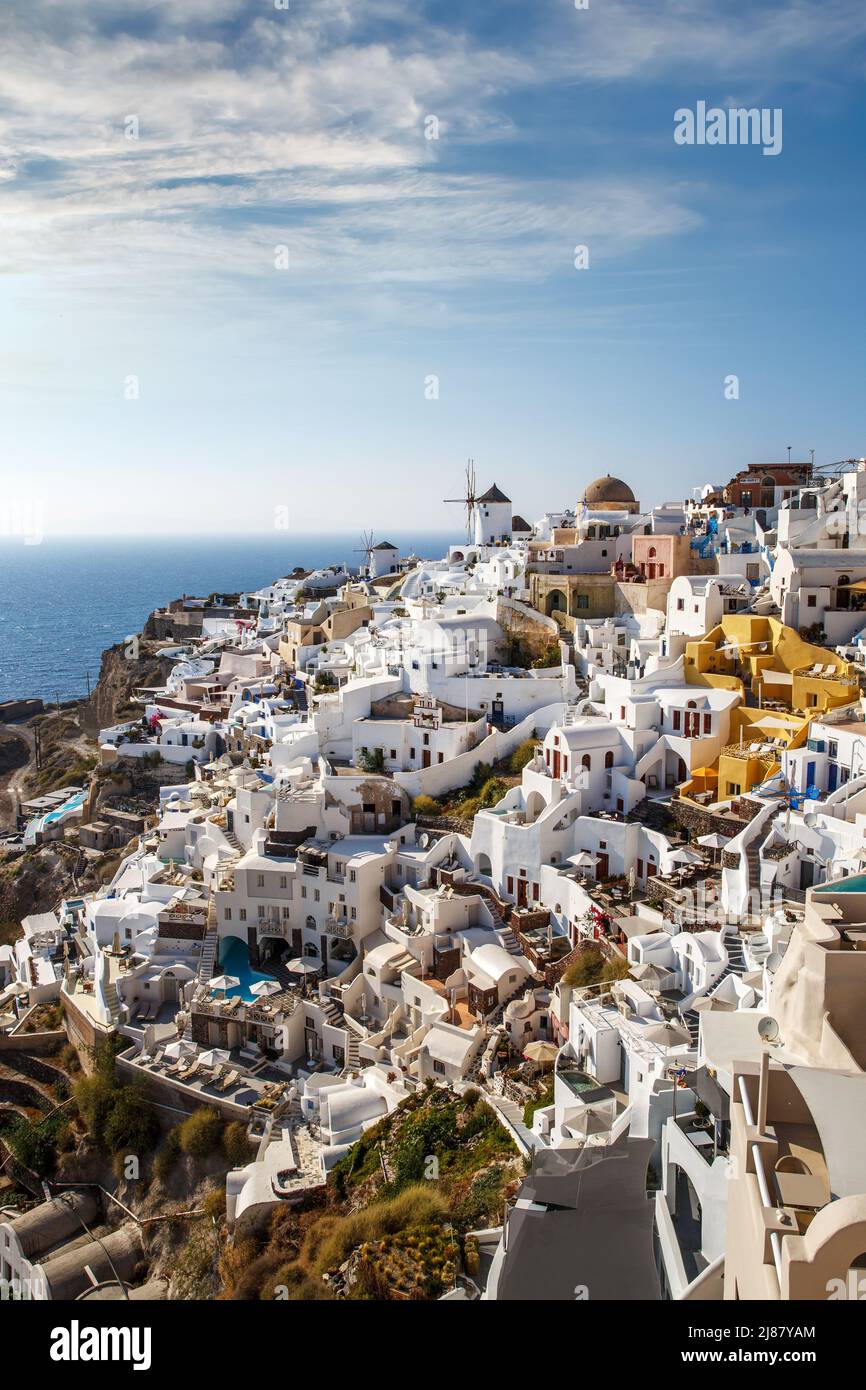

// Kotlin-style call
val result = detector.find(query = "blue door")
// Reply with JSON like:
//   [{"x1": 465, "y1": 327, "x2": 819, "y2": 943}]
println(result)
[
  {"x1": 828, "y1": 763, "x2": 838, "y2": 793},
  {"x1": 806, "y1": 761, "x2": 816, "y2": 789}
]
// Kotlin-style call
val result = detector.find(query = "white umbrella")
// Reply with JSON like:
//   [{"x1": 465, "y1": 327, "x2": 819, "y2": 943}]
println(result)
[
  {"x1": 642, "y1": 1021, "x2": 692, "y2": 1048},
  {"x1": 569, "y1": 851, "x2": 599, "y2": 868},
  {"x1": 668, "y1": 847, "x2": 703, "y2": 866},
  {"x1": 210, "y1": 974, "x2": 241, "y2": 993},
  {"x1": 199, "y1": 1047, "x2": 231, "y2": 1067},
  {"x1": 697, "y1": 832, "x2": 729, "y2": 850},
  {"x1": 164, "y1": 1040, "x2": 195, "y2": 1060},
  {"x1": 287, "y1": 958, "x2": 320, "y2": 975},
  {"x1": 750, "y1": 715, "x2": 795, "y2": 731},
  {"x1": 249, "y1": 979, "x2": 281, "y2": 998}
]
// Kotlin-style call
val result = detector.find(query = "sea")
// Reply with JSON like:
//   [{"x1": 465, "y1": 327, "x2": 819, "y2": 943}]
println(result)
[{"x1": 0, "y1": 532, "x2": 455, "y2": 704}]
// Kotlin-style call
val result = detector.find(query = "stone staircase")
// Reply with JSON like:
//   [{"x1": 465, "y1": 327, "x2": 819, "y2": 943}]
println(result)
[
  {"x1": 497, "y1": 925, "x2": 523, "y2": 957},
  {"x1": 745, "y1": 840, "x2": 763, "y2": 905},
  {"x1": 682, "y1": 1009, "x2": 700, "y2": 1048},
  {"x1": 102, "y1": 980, "x2": 122, "y2": 1025}
]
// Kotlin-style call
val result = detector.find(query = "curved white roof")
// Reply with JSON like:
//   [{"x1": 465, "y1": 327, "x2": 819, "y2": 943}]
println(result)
[
  {"x1": 469, "y1": 942, "x2": 528, "y2": 983},
  {"x1": 326, "y1": 1087, "x2": 387, "y2": 1132}
]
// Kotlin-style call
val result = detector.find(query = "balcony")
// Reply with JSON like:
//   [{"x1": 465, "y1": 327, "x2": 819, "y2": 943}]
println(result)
[{"x1": 324, "y1": 916, "x2": 352, "y2": 939}]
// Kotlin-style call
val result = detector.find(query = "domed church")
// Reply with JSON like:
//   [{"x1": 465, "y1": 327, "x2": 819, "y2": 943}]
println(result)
[{"x1": 580, "y1": 474, "x2": 640, "y2": 514}]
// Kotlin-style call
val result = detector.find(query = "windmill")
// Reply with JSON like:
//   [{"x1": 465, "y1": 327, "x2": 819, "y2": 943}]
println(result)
[
  {"x1": 444, "y1": 459, "x2": 478, "y2": 542},
  {"x1": 354, "y1": 529, "x2": 375, "y2": 576}
]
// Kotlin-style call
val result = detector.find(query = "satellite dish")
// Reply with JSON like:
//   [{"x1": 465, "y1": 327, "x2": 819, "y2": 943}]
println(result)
[
  {"x1": 803, "y1": 813, "x2": 817, "y2": 828},
  {"x1": 418, "y1": 833, "x2": 429, "y2": 848},
  {"x1": 765, "y1": 951, "x2": 784, "y2": 975},
  {"x1": 758, "y1": 1016, "x2": 780, "y2": 1044}
]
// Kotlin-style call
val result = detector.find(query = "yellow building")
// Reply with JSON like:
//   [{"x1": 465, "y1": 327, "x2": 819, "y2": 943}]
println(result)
[{"x1": 680, "y1": 615, "x2": 859, "y2": 800}]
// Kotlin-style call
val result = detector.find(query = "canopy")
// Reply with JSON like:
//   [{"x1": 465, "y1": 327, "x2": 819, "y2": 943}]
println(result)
[
  {"x1": 689, "y1": 767, "x2": 718, "y2": 781},
  {"x1": 164, "y1": 1040, "x2": 195, "y2": 1060}
]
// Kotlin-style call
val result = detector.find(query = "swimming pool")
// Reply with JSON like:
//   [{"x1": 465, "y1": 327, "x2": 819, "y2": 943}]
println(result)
[
  {"x1": 217, "y1": 936, "x2": 279, "y2": 1001},
  {"x1": 815, "y1": 874, "x2": 866, "y2": 894}
]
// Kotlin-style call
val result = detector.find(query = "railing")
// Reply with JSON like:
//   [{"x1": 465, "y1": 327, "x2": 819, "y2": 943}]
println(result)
[{"x1": 737, "y1": 1075, "x2": 783, "y2": 1289}]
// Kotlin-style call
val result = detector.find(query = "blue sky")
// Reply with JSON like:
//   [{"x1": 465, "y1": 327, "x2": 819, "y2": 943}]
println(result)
[{"x1": 1, "y1": 0, "x2": 865, "y2": 536}]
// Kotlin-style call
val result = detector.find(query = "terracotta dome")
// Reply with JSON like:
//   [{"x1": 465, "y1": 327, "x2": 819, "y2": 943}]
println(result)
[{"x1": 582, "y1": 474, "x2": 636, "y2": 506}]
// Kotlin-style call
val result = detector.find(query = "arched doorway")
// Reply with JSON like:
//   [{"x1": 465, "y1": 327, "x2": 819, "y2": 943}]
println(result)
[{"x1": 546, "y1": 589, "x2": 568, "y2": 618}]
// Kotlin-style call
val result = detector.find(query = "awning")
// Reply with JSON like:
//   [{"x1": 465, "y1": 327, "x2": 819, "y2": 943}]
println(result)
[{"x1": 496, "y1": 1139, "x2": 660, "y2": 1301}]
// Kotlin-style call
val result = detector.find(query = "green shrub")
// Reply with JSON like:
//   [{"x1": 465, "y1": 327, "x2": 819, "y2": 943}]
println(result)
[
  {"x1": 307, "y1": 1185, "x2": 448, "y2": 1275},
  {"x1": 223, "y1": 1120, "x2": 255, "y2": 1167},
  {"x1": 102, "y1": 1086, "x2": 159, "y2": 1156},
  {"x1": 178, "y1": 1107, "x2": 224, "y2": 1159},
  {"x1": 507, "y1": 739, "x2": 537, "y2": 775},
  {"x1": 154, "y1": 1126, "x2": 182, "y2": 1183}
]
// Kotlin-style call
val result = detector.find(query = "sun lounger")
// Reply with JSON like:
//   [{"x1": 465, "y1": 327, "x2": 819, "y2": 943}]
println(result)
[
  {"x1": 218, "y1": 1069, "x2": 240, "y2": 1092},
  {"x1": 179, "y1": 1057, "x2": 203, "y2": 1083}
]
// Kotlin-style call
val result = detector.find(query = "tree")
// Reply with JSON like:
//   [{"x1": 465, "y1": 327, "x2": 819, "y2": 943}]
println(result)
[{"x1": 102, "y1": 1086, "x2": 159, "y2": 1156}]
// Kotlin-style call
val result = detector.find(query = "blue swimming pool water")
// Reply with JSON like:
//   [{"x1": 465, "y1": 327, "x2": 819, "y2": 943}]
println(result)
[
  {"x1": 815, "y1": 873, "x2": 866, "y2": 894},
  {"x1": 217, "y1": 935, "x2": 279, "y2": 1001}
]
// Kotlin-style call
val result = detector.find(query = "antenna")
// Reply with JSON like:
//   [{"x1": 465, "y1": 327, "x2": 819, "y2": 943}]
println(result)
[
  {"x1": 353, "y1": 530, "x2": 375, "y2": 574},
  {"x1": 444, "y1": 459, "x2": 478, "y2": 541}
]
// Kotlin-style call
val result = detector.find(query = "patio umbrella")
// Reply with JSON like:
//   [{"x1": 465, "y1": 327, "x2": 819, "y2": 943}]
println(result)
[
  {"x1": 568, "y1": 851, "x2": 599, "y2": 869},
  {"x1": 697, "y1": 832, "x2": 729, "y2": 850},
  {"x1": 286, "y1": 958, "x2": 320, "y2": 974},
  {"x1": 642, "y1": 1021, "x2": 692, "y2": 1048},
  {"x1": 209, "y1": 974, "x2": 241, "y2": 993},
  {"x1": 199, "y1": 1047, "x2": 231, "y2": 1067},
  {"x1": 668, "y1": 847, "x2": 703, "y2": 866},
  {"x1": 164, "y1": 1040, "x2": 195, "y2": 1061},
  {"x1": 523, "y1": 1040, "x2": 559, "y2": 1065},
  {"x1": 632, "y1": 962, "x2": 672, "y2": 984},
  {"x1": 569, "y1": 1108, "x2": 611, "y2": 1137},
  {"x1": 249, "y1": 979, "x2": 281, "y2": 997}
]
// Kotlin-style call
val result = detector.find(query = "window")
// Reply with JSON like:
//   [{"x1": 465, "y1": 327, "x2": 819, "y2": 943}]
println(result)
[
  {"x1": 224, "y1": 907, "x2": 232, "y2": 921},
  {"x1": 807, "y1": 594, "x2": 816, "y2": 608},
  {"x1": 256, "y1": 874, "x2": 265, "y2": 888},
  {"x1": 829, "y1": 741, "x2": 838, "y2": 759},
  {"x1": 279, "y1": 875, "x2": 287, "y2": 889},
  {"x1": 676, "y1": 598, "x2": 685, "y2": 611},
  {"x1": 257, "y1": 904, "x2": 265, "y2": 919},
  {"x1": 239, "y1": 908, "x2": 247, "y2": 922},
  {"x1": 433, "y1": 1060, "x2": 446, "y2": 1075},
  {"x1": 703, "y1": 713, "x2": 711, "y2": 734},
  {"x1": 672, "y1": 710, "x2": 681, "y2": 731},
  {"x1": 604, "y1": 751, "x2": 614, "y2": 769},
  {"x1": 576, "y1": 595, "x2": 589, "y2": 610}
]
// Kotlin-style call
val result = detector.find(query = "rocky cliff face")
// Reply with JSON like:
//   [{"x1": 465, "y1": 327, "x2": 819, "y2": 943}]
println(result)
[{"x1": 80, "y1": 640, "x2": 175, "y2": 737}]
